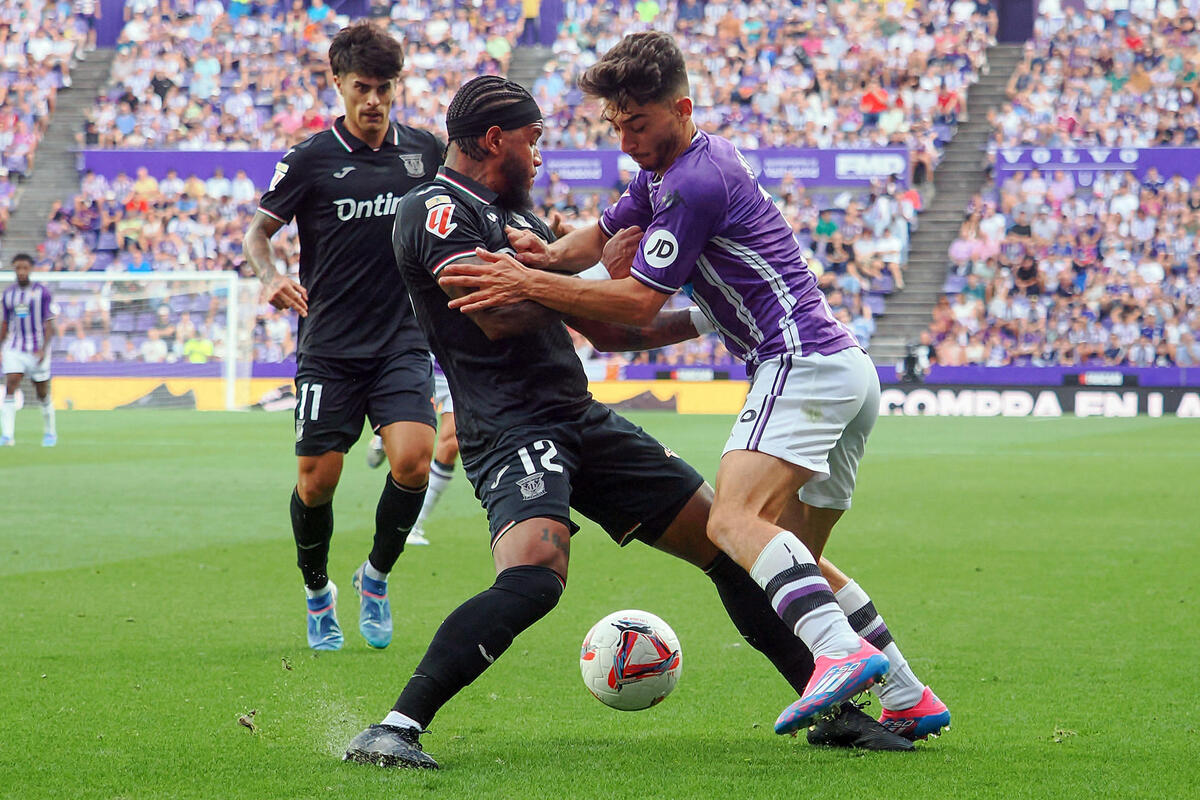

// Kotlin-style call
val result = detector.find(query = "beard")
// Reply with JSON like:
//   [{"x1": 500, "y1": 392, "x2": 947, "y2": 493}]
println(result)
[{"x1": 495, "y1": 152, "x2": 533, "y2": 210}]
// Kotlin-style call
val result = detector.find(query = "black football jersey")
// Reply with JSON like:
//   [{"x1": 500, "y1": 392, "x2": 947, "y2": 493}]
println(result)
[
  {"x1": 392, "y1": 166, "x2": 592, "y2": 463},
  {"x1": 257, "y1": 116, "x2": 442, "y2": 358}
]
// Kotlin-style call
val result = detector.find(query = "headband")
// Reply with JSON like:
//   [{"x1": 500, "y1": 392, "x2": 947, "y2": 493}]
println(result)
[{"x1": 446, "y1": 97, "x2": 543, "y2": 140}]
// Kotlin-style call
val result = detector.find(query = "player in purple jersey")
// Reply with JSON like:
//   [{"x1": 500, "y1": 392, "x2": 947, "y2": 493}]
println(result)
[
  {"x1": 440, "y1": 32, "x2": 950, "y2": 741},
  {"x1": 1, "y1": 253, "x2": 57, "y2": 447}
]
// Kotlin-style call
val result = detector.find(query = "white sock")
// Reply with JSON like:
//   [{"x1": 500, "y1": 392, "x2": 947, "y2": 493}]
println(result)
[
  {"x1": 749, "y1": 530, "x2": 859, "y2": 659},
  {"x1": 1, "y1": 398, "x2": 14, "y2": 440},
  {"x1": 363, "y1": 561, "x2": 388, "y2": 582},
  {"x1": 835, "y1": 580, "x2": 925, "y2": 710},
  {"x1": 304, "y1": 581, "x2": 331, "y2": 599},
  {"x1": 42, "y1": 396, "x2": 56, "y2": 437},
  {"x1": 382, "y1": 710, "x2": 422, "y2": 731},
  {"x1": 414, "y1": 459, "x2": 454, "y2": 529}
]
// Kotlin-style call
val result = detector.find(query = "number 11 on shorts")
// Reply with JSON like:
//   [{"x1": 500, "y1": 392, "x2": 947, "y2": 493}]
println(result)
[{"x1": 298, "y1": 382, "x2": 323, "y2": 421}]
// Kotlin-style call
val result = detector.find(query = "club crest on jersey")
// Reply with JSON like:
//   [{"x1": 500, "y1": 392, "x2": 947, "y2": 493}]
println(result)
[
  {"x1": 425, "y1": 203, "x2": 458, "y2": 238},
  {"x1": 517, "y1": 472, "x2": 546, "y2": 500},
  {"x1": 399, "y1": 154, "x2": 425, "y2": 177}
]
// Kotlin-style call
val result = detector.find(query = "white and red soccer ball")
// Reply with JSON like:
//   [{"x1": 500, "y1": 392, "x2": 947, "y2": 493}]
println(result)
[{"x1": 579, "y1": 609, "x2": 682, "y2": 711}]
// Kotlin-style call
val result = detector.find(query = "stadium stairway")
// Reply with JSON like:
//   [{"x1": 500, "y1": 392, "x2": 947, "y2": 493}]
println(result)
[
  {"x1": 0, "y1": 48, "x2": 115, "y2": 263},
  {"x1": 507, "y1": 45, "x2": 554, "y2": 91},
  {"x1": 869, "y1": 43, "x2": 1025, "y2": 365}
]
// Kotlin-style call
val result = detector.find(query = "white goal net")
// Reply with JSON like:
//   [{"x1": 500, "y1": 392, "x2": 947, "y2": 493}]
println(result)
[{"x1": 1, "y1": 271, "x2": 267, "y2": 410}]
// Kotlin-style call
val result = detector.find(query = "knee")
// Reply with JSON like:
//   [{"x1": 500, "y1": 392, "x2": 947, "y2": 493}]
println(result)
[
  {"x1": 297, "y1": 467, "x2": 338, "y2": 506},
  {"x1": 494, "y1": 564, "x2": 564, "y2": 615},
  {"x1": 390, "y1": 451, "x2": 431, "y2": 487},
  {"x1": 706, "y1": 505, "x2": 744, "y2": 553}
]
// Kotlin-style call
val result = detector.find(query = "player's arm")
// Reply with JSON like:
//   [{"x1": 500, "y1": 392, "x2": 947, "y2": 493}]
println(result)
[
  {"x1": 566, "y1": 306, "x2": 711, "y2": 352},
  {"x1": 441, "y1": 265, "x2": 562, "y2": 341},
  {"x1": 443, "y1": 251, "x2": 670, "y2": 327},
  {"x1": 507, "y1": 222, "x2": 608, "y2": 273},
  {"x1": 38, "y1": 317, "x2": 55, "y2": 363},
  {"x1": 246, "y1": 147, "x2": 310, "y2": 315},
  {"x1": 244, "y1": 210, "x2": 308, "y2": 316},
  {"x1": 508, "y1": 176, "x2": 650, "y2": 272}
]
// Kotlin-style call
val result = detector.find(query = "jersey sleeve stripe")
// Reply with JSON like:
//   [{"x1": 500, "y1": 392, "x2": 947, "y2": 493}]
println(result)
[
  {"x1": 598, "y1": 215, "x2": 617, "y2": 237},
  {"x1": 257, "y1": 205, "x2": 289, "y2": 223},
  {"x1": 432, "y1": 251, "x2": 479, "y2": 275},
  {"x1": 629, "y1": 267, "x2": 678, "y2": 295}
]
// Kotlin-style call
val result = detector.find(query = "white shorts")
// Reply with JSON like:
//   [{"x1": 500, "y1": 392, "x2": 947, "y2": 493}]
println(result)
[
  {"x1": 2, "y1": 347, "x2": 51, "y2": 382},
  {"x1": 723, "y1": 347, "x2": 879, "y2": 511},
  {"x1": 433, "y1": 372, "x2": 454, "y2": 415}
]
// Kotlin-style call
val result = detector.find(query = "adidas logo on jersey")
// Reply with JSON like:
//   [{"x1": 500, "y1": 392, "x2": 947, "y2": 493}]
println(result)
[{"x1": 333, "y1": 192, "x2": 403, "y2": 221}]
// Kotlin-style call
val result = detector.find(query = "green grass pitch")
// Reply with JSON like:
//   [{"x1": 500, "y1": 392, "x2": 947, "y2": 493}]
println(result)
[{"x1": 2, "y1": 410, "x2": 1198, "y2": 799}]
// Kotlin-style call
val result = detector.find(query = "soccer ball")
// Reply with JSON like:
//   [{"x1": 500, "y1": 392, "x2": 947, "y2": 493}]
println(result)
[{"x1": 579, "y1": 609, "x2": 682, "y2": 711}]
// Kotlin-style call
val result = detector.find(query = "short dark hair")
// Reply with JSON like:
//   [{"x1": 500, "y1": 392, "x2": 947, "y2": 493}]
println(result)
[
  {"x1": 11, "y1": 253, "x2": 33, "y2": 266},
  {"x1": 446, "y1": 75, "x2": 536, "y2": 161},
  {"x1": 579, "y1": 32, "x2": 689, "y2": 111},
  {"x1": 328, "y1": 21, "x2": 404, "y2": 79}
]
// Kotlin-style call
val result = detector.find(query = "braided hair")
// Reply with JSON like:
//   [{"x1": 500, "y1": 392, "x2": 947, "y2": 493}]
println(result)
[{"x1": 446, "y1": 75, "x2": 536, "y2": 161}]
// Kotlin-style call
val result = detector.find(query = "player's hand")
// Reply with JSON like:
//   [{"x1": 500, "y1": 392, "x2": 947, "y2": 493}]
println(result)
[
  {"x1": 505, "y1": 225, "x2": 552, "y2": 269},
  {"x1": 601, "y1": 226, "x2": 642, "y2": 279},
  {"x1": 548, "y1": 210, "x2": 575, "y2": 238},
  {"x1": 264, "y1": 274, "x2": 309, "y2": 317},
  {"x1": 439, "y1": 249, "x2": 531, "y2": 313},
  {"x1": 35, "y1": 348, "x2": 47, "y2": 364}
]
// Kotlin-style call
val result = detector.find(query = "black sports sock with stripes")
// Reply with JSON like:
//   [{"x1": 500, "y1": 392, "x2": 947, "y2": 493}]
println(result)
[
  {"x1": 392, "y1": 565, "x2": 564, "y2": 728},
  {"x1": 706, "y1": 552, "x2": 815, "y2": 695},
  {"x1": 290, "y1": 487, "x2": 333, "y2": 591}
]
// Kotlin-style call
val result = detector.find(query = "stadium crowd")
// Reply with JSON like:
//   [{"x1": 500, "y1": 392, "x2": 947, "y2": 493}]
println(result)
[
  {"x1": 926, "y1": 168, "x2": 1200, "y2": 367},
  {"x1": 1, "y1": 0, "x2": 97, "y2": 233},
  {"x1": 987, "y1": 2, "x2": 1200, "y2": 155},
  {"x1": 534, "y1": 0, "x2": 995, "y2": 185},
  {"x1": 84, "y1": 0, "x2": 522, "y2": 149}
]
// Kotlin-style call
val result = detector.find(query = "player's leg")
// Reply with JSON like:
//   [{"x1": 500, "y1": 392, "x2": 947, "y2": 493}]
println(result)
[
  {"x1": 365, "y1": 434, "x2": 386, "y2": 468},
  {"x1": 353, "y1": 351, "x2": 437, "y2": 647},
  {"x1": 344, "y1": 517, "x2": 568, "y2": 769},
  {"x1": 345, "y1": 433, "x2": 579, "y2": 768},
  {"x1": 411, "y1": 411, "x2": 459, "y2": 543},
  {"x1": 32, "y1": 355, "x2": 55, "y2": 446},
  {"x1": 709, "y1": 351, "x2": 889, "y2": 733},
  {"x1": 294, "y1": 450, "x2": 345, "y2": 650},
  {"x1": 622, "y1": 480, "x2": 815, "y2": 697},
  {"x1": 0, "y1": 369, "x2": 20, "y2": 444},
  {"x1": 291, "y1": 355, "x2": 367, "y2": 650}
]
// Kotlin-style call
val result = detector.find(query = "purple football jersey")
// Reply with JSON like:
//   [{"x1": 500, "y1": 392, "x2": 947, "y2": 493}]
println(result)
[
  {"x1": 2, "y1": 281, "x2": 53, "y2": 353},
  {"x1": 601, "y1": 131, "x2": 860, "y2": 371}
]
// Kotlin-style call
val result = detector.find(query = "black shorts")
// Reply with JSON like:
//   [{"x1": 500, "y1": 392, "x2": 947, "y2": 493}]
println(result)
[
  {"x1": 463, "y1": 401, "x2": 705, "y2": 548},
  {"x1": 293, "y1": 349, "x2": 435, "y2": 457}
]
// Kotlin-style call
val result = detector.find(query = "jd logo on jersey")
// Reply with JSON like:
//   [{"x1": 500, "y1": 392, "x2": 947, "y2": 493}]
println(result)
[
  {"x1": 425, "y1": 204, "x2": 458, "y2": 239},
  {"x1": 643, "y1": 230, "x2": 679, "y2": 268}
]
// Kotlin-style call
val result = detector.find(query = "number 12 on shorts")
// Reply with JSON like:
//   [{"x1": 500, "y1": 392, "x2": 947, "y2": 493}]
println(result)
[
  {"x1": 517, "y1": 439, "x2": 563, "y2": 474},
  {"x1": 297, "y1": 382, "x2": 323, "y2": 420}
]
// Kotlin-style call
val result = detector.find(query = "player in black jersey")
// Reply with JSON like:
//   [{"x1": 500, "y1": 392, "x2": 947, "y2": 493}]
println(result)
[
  {"x1": 341, "y1": 77, "x2": 912, "y2": 770},
  {"x1": 243, "y1": 22, "x2": 441, "y2": 652}
]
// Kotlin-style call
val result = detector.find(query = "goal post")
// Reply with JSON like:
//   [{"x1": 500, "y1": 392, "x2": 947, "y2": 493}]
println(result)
[{"x1": 0, "y1": 270, "x2": 267, "y2": 411}]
